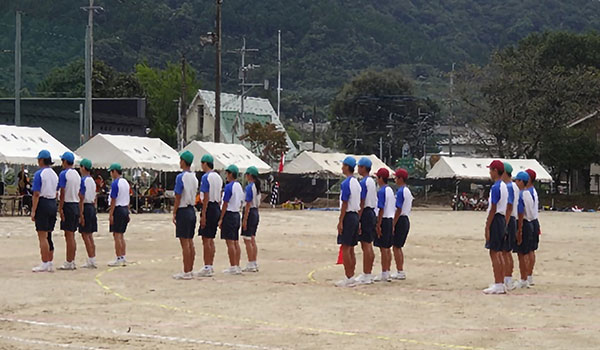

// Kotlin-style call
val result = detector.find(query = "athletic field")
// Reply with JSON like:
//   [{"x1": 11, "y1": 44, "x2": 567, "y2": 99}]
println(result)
[{"x1": 1, "y1": 209, "x2": 598, "y2": 350}]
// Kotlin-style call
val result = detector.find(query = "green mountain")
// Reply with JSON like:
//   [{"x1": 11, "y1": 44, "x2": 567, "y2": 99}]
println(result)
[{"x1": 2, "y1": 0, "x2": 600, "y2": 117}]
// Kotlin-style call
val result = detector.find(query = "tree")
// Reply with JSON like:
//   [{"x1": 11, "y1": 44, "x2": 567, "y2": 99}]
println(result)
[
  {"x1": 330, "y1": 69, "x2": 438, "y2": 163},
  {"x1": 539, "y1": 128, "x2": 600, "y2": 193},
  {"x1": 37, "y1": 59, "x2": 143, "y2": 98},
  {"x1": 239, "y1": 122, "x2": 289, "y2": 164},
  {"x1": 458, "y1": 32, "x2": 600, "y2": 158},
  {"x1": 135, "y1": 61, "x2": 200, "y2": 147}
]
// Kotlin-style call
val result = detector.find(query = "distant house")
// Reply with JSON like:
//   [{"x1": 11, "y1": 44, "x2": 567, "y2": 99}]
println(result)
[
  {"x1": 184, "y1": 90, "x2": 297, "y2": 159},
  {"x1": 434, "y1": 125, "x2": 495, "y2": 157},
  {"x1": 567, "y1": 111, "x2": 600, "y2": 194},
  {"x1": 0, "y1": 98, "x2": 148, "y2": 150},
  {"x1": 296, "y1": 141, "x2": 332, "y2": 153}
]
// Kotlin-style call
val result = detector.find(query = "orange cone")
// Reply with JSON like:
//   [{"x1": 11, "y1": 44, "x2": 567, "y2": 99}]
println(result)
[{"x1": 336, "y1": 245, "x2": 344, "y2": 264}]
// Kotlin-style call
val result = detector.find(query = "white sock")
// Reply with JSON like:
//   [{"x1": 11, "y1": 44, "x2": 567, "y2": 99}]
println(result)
[
  {"x1": 504, "y1": 276, "x2": 512, "y2": 284},
  {"x1": 527, "y1": 275, "x2": 533, "y2": 282},
  {"x1": 89, "y1": 257, "x2": 96, "y2": 263},
  {"x1": 204, "y1": 265, "x2": 212, "y2": 270},
  {"x1": 382, "y1": 271, "x2": 390, "y2": 278},
  {"x1": 495, "y1": 283, "x2": 504, "y2": 288}
]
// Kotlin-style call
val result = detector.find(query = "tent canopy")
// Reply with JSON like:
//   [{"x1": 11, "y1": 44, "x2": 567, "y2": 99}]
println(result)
[
  {"x1": 426, "y1": 156, "x2": 552, "y2": 182},
  {"x1": 75, "y1": 134, "x2": 180, "y2": 171},
  {"x1": 183, "y1": 141, "x2": 271, "y2": 174},
  {"x1": 283, "y1": 151, "x2": 393, "y2": 177},
  {"x1": 0, "y1": 124, "x2": 75, "y2": 166}
]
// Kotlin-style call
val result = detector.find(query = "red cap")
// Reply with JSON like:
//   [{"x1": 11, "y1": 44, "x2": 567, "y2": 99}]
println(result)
[
  {"x1": 394, "y1": 168, "x2": 408, "y2": 180},
  {"x1": 375, "y1": 168, "x2": 389, "y2": 179},
  {"x1": 487, "y1": 160, "x2": 504, "y2": 172},
  {"x1": 525, "y1": 169, "x2": 536, "y2": 182}
]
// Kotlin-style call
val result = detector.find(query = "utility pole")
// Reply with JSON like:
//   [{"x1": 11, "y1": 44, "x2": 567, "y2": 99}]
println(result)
[
  {"x1": 81, "y1": 0, "x2": 103, "y2": 141},
  {"x1": 214, "y1": 0, "x2": 222, "y2": 143},
  {"x1": 230, "y1": 37, "x2": 259, "y2": 139},
  {"x1": 379, "y1": 137, "x2": 383, "y2": 160},
  {"x1": 14, "y1": 11, "x2": 21, "y2": 126},
  {"x1": 178, "y1": 55, "x2": 187, "y2": 150},
  {"x1": 312, "y1": 105, "x2": 316, "y2": 152},
  {"x1": 448, "y1": 62, "x2": 455, "y2": 157},
  {"x1": 277, "y1": 29, "x2": 281, "y2": 118}
]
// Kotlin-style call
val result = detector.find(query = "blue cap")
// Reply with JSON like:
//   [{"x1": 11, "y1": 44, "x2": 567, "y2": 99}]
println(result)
[
  {"x1": 37, "y1": 149, "x2": 51, "y2": 160},
  {"x1": 358, "y1": 157, "x2": 372, "y2": 168},
  {"x1": 515, "y1": 171, "x2": 530, "y2": 182},
  {"x1": 60, "y1": 151, "x2": 75, "y2": 163},
  {"x1": 342, "y1": 156, "x2": 357, "y2": 168}
]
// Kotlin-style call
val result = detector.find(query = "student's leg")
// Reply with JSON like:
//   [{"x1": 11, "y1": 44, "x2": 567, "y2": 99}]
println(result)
[
  {"x1": 234, "y1": 240, "x2": 241, "y2": 266},
  {"x1": 64, "y1": 230, "x2": 76, "y2": 262},
  {"x1": 47, "y1": 232, "x2": 54, "y2": 262},
  {"x1": 120, "y1": 234, "x2": 127, "y2": 257},
  {"x1": 517, "y1": 253, "x2": 529, "y2": 281},
  {"x1": 251, "y1": 237, "x2": 258, "y2": 262},
  {"x1": 490, "y1": 250, "x2": 504, "y2": 284},
  {"x1": 225, "y1": 240, "x2": 236, "y2": 266},
  {"x1": 382, "y1": 248, "x2": 392, "y2": 272},
  {"x1": 37, "y1": 231, "x2": 50, "y2": 262},
  {"x1": 360, "y1": 241, "x2": 374, "y2": 274},
  {"x1": 180, "y1": 238, "x2": 194, "y2": 273},
  {"x1": 202, "y1": 237, "x2": 215, "y2": 266},
  {"x1": 504, "y1": 251, "x2": 514, "y2": 279},
  {"x1": 393, "y1": 247, "x2": 404, "y2": 272},
  {"x1": 81, "y1": 233, "x2": 96, "y2": 258},
  {"x1": 341, "y1": 245, "x2": 355, "y2": 278},
  {"x1": 189, "y1": 239, "x2": 195, "y2": 271},
  {"x1": 243, "y1": 238, "x2": 253, "y2": 263},
  {"x1": 112, "y1": 233, "x2": 120, "y2": 256},
  {"x1": 529, "y1": 251, "x2": 536, "y2": 276}
]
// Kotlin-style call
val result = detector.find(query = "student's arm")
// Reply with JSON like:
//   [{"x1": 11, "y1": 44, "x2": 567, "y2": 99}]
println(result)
[
  {"x1": 173, "y1": 174, "x2": 183, "y2": 225},
  {"x1": 485, "y1": 204, "x2": 496, "y2": 241},
  {"x1": 393, "y1": 189, "x2": 404, "y2": 228},
  {"x1": 505, "y1": 203, "x2": 513, "y2": 226},
  {"x1": 218, "y1": 201, "x2": 228, "y2": 229},
  {"x1": 218, "y1": 183, "x2": 232, "y2": 229},
  {"x1": 506, "y1": 185, "x2": 514, "y2": 226},
  {"x1": 31, "y1": 192, "x2": 39, "y2": 222},
  {"x1": 517, "y1": 212, "x2": 524, "y2": 245},
  {"x1": 393, "y1": 207, "x2": 402, "y2": 229},
  {"x1": 173, "y1": 195, "x2": 181, "y2": 225},
  {"x1": 243, "y1": 202, "x2": 251, "y2": 230},
  {"x1": 58, "y1": 171, "x2": 66, "y2": 221},
  {"x1": 109, "y1": 180, "x2": 118, "y2": 225},
  {"x1": 79, "y1": 193, "x2": 85, "y2": 226},
  {"x1": 109, "y1": 199, "x2": 116, "y2": 225},
  {"x1": 31, "y1": 171, "x2": 42, "y2": 222},
  {"x1": 200, "y1": 175, "x2": 209, "y2": 228},
  {"x1": 338, "y1": 201, "x2": 348, "y2": 235},
  {"x1": 358, "y1": 180, "x2": 367, "y2": 218}
]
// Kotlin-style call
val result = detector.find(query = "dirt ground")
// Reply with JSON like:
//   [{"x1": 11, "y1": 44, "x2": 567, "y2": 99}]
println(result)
[{"x1": 0, "y1": 209, "x2": 599, "y2": 350}]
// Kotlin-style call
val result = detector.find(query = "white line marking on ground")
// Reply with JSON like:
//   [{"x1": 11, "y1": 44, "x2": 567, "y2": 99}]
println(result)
[
  {"x1": 0, "y1": 334, "x2": 103, "y2": 350},
  {"x1": 0, "y1": 318, "x2": 284, "y2": 350}
]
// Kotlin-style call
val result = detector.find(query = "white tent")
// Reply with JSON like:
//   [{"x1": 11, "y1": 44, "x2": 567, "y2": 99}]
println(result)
[
  {"x1": 0, "y1": 124, "x2": 75, "y2": 165},
  {"x1": 426, "y1": 156, "x2": 552, "y2": 182},
  {"x1": 75, "y1": 134, "x2": 180, "y2": 171},
  {"x1": 283, "y1": 151, "x2": 393, "y2": 177},
  {"x1": 183, "y1": 141, "x2": 271, "y2": 174}
]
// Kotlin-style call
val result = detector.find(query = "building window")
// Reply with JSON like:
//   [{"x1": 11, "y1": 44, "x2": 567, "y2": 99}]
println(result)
[{"x1": 198, "y1": 105, "x2": 204, "y2": 135}]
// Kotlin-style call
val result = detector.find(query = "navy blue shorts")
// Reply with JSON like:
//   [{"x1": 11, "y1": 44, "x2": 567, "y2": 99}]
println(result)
[
  {"x1": 502, "y1": 216, "x2": 517, "y2": 252},
  {"x1": 514, "y1": 220, "x2": 534, "y2": 254},
  {"x1": 242, "y1": 208, "x2": 259, "y2": 237},
  {"x1": 60, "y1": 202, "x2": 80, "y2": 232},
  {"x1": 485, "y1": 213, "x2": 506, "y2": 251},
  {"x1": 35, "y1": 198, "x2": 57, "y2": 233},
  {"x1": 393, "y1": 216, "x2": 410, "y2": 248},
  {"x1": 374, "y1": 218, "x2": 393, "y2": 249},
  {"x1": 176, "y1": 206, "x2": 197, "y2": 239},
  {"x1": 221, "y1": 211, "x2": 240, "y2": 241},
  {"x1": 110, "y1": 206, "x2": 129, "y2": 234},
  {"x1": 79, "y1": 203, "x2": 98, "y2": 233},
  {"x1": 337, "y1": 212, "x2": 359, "y2": 246},
  {"x1": 199, "y1": 202, "x2": 221, "y2": 239},
  {"x1": 359, "y1": 207, "x2": 376, "y2": 243},
  {"x1": 532, "y1": 219, "x2": 540, "y2": 250}
]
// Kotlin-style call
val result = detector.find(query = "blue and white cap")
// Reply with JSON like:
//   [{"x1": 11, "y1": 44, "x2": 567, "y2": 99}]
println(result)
[
  {"x1": 60, "y1": 151, "x2": 75, "y2": 163},
  {"x1": 358, "y1": 157, "x2": 372, "y2": 168},
  {"x1": 514, "y1": 171, "x2": 530, "y2": 182},
  {"x1": 37, "y1": 149, "x2": 51, "y2": 160},
  {"x1": 342, "y1": 156, "x2": 356, "y2": 168}
]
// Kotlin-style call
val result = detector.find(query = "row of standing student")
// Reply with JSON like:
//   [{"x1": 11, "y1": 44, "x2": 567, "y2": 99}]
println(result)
[
  {"x1": 31, "y1": 150, "x2": 131, "y2": 272},
  {"x1": 30, "y1": 149, "x2": 261, "y2": 277},
  {"x1": 335, "y1": 156, "x2": 414, "y2": 287},
  {"x1": 172, "y1": 151, "x2": 261, "y2": 280},
  {"x1": 484, "y1": 161, "x2": 541, "y2": 294}
]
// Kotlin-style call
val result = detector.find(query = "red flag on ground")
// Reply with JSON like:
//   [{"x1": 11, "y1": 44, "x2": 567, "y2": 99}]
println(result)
[
  {"x1": 278, "y1": 152, "x2": 285, "y2": 173},
  {"x1": 336, "y1": 245, "x2": 344, "y2": 264}
]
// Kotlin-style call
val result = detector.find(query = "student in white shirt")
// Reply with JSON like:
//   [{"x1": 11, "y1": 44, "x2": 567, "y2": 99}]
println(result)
[
  {"x1": 107, "y1": 163, "x2": 130, "y2": 267},
  {"x1": 374, "y1": 168, "x2": 394, "y2": 282},
  {"x1": 57, "y1": 151, "x2": 81, "y2": 271},
  {"x1": 241, "y1": 166, "x2": 261, "y2": 273},
  {"x1": 525, "y1": 168, "x2": 540, "y2": 286},
  {"x1": 355, "y1": 157, "x2": 376, "y2": 285},
  {"x1": 31, "y1": 150, "x2": 59, "y2": 273},
  {"x1": 392, "y1": 168, "x2": 413, "y2": 280},
  {"x1": 335, "y1": 157, "x2": 361, "y2": 288},
  {"x1": 218, "y1": 164, "x2": 244, "y2": 275},
  {"x1": 78, "y1": 158, "x2": 98, "y2": 269},
  {"x1": 196, "y1": 154, "x2": 223, "y2": 278},
  {"x1": 172, "y1": 151, "x2": 199, "y2": 280},
  {"x1": 513, "y1": 171, "x2": 535, "y2": 289}
]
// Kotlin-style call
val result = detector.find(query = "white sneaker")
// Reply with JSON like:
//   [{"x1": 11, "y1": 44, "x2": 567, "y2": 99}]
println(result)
[
  {"x1": 81, "y1": 260, "x2": 97, "y2": 269},
  {"x1": 107, "y1": 259, "x2": 125, "y2": 267},
  {"x1": 505, "y1": 281, "x2": 517, "y2": 291},
  {"x1": 223, "y1": 266, "x2": 242, "y2": 275},
  {"x1": 57, "y1": 261, "x2": 76, "y2": 270},
  {"x1": 242, "y1": 264, "x2": 258, "y2": 272},
  {"x1": 172, "y1": 272, "x2": 193, "y2": 280},
  {"x1": 527, "y1": 276, "x2": 535, "y2": 286},
  {"x1": 390, "y1": 271, "x2": 406, "y2": 280},
  {"x1": 515, "y1": 280, "x2": 530, "y2": 289},
  {"x1": 373, "y1": 273, "x2": 391, "y2": 282},
  {"x1": 193, "y1": 268, "x2": 214, "y2": 278},
  {"x1": 32, "y1": 262, "x2": 53, "y2": 273},
  {"x1": 334, "y1": 277, "x2": 357, "y2": 288},
  {"x1": 483, "y1": 284, "x2": 506, "y2": 294},
  {"x1": 354, "y1": 274, "x2": 374, "y2": 285}
]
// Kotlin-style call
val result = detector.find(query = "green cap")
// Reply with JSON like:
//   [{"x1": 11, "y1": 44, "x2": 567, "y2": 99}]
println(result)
[
  {"x1": 245, "y1": 166, "x2": 259, "y2": 176},
  {"x1": 503, "y1": 162, "x2": 513, "y2": 175},
  {"x1": 108, "y1": 163, "x2": 122, "y2": 172},
  {"x1": 80, "y1": 158, "x2": 92, "y2": 170},
  {"x1": 225, "y1": 164, "x2": 239, "y2": 176},
  {"x1": 180, "y1": 150, "x2": 194, "y2": 164},
  {"x1": 201, "y1": 154, "x2": 214, "y2": 163}
]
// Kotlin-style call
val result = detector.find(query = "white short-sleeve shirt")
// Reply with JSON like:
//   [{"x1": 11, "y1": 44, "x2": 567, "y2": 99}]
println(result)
[
  {"x1": 58, "y1": 168, "x2": 81, "y2": 203},
  {"x1": 32, "y1": 167, "x2": 58, "y2": 199}
]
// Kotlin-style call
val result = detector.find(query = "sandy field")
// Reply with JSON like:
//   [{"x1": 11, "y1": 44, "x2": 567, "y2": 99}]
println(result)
[{"x1": 0, "y1": 209, "x2": 599, "y2": 350}]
